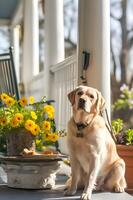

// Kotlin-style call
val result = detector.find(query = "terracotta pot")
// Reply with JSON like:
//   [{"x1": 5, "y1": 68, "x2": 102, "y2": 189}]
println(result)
[
  {"x1": 117, "y1": 145, "x2": 133, "y2": 190},
  {"x1": 6, "y1": 128, "x2": 35, "y2": 156}
]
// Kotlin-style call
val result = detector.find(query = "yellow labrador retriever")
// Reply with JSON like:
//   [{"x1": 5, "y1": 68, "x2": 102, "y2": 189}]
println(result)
[{"x1": 65, "y1": 86, "x2": 126, "y2": 200}]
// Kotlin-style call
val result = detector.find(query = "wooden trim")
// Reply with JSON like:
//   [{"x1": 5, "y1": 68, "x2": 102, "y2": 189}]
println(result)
[
  {"x1": 10, "y1": 0, "x2": 23, "y2": 27},
  {"x1": 0, "y1": 19, "x2": 10, "y2": 26}
]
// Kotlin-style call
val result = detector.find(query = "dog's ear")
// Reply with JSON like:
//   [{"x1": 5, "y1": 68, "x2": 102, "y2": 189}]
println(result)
[
  {"x1": 95, "y1": 91, "x2": 105, "y2": 113},
  {"x1": 68, "y1": 89, "x2": 77, "y2": 105}
]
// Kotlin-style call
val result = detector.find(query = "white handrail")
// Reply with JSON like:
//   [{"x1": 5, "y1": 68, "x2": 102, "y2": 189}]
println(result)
[
  {"x1": 50, "y1": 54, "x2": 77, "y2": 73},
  {"x1": 50, "y1": 54, "x2": 78, "y2": 130}
]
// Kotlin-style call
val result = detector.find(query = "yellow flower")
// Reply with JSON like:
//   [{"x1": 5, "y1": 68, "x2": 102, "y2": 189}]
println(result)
[
  {"x1": 0, "y1": 118, "x2": 7, "y2": 126},
  {"x1": 29, "y1": 96, "x2": 35, "y2": 104},
  {"x1": 1, "y1": 93, "x2": 9, "y2": 102},
  {"x1": 14, "y1": 113, "x2": 24, "y2": 123},
  {"x1": 30, "y1": 124, "x2": 40, "y2": 136},
  {"x1": 25, "y1": 119, "x2": 35, "y2": 131},
  {"x1": 47, "y1": 111, "x2": 54, "y2": 119},
  {"x1": 36, "y1": 139, "x2": 41, "y2": 145},
  {"x1": 31, "y1": 111, "x2": 37, "y2": 120},
  {"x1": 43, "y1": 121, "x2": 51, "y2": 131},
  {"x1": 11, "y1": 118, "x2": 19, "y2": 127},
  {"x1": 45, "y1": 133, "x2": 52, "y2": 141},
  {"x1": 44, "y1": 105, "x2": 55, "y2": 114},
  {"x1": 44, "y1": 133, "x2": 59, "y2": 142},
  {"x1": 50, "y1": 134, "x2": 59, "y2": 142},
  {"x1": 19, "y1": 96, "x2": 28, "y2": 107},
  {"x1": 5, "y1": 97, "x2": 15, "y2": 107}
]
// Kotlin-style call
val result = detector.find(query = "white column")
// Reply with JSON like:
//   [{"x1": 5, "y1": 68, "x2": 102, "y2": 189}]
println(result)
[
  {"x1": 10, "y1": 26, "x2": 20, "y2": 83},
  {"x1": 44, "y1": 0, "x2": 64, "y2": 98},
  {"x1": 22, "y1": 0, "x2": 39, "y2": 95},
  {"x1": 12, "y1": 25, "x2": 20, "y2": 83},
  {"x1": 78, "y1": 0, "x2": 110, "y2": 114}
]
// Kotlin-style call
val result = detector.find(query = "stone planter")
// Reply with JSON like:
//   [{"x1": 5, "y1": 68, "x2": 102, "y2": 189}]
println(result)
[
  {"x1": 117, "y1": 145, "x2": 133, "y2": 190},
  {"x1": 6, "y1": 128, "x2": 35, "y2": 156},
  {"x1": 0, "y1": 155, "x2": 62, "y2": 189}
]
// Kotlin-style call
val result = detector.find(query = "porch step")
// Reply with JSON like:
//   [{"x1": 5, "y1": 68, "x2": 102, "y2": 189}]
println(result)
[
  {"x1": 0, "y1": 172, "x2": 132, "y2": 200},
  {"x1": 0, "y1": 184, "x2": 132, "y2": 200},
  {"x1": 0, "y1": 175, "x2": 133, "y2": 200}
]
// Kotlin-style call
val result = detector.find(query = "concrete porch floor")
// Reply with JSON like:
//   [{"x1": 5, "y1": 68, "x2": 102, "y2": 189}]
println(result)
[{"x1": 0, "y1": 175, "x2": 132, "y2": 200}]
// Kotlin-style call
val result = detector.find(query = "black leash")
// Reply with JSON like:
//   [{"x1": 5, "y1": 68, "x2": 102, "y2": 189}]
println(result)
[{"x1": 100, "y1": 108, "x2": 117, "y2": 144}]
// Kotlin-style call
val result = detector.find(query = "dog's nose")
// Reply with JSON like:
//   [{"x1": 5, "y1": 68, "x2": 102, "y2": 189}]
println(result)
[
  {"x1": 78, "y1": 98, "x2": 86, "y2": 109},
  {"x1": 79, "y1": 98, "x2": 86, "y2": 105}
]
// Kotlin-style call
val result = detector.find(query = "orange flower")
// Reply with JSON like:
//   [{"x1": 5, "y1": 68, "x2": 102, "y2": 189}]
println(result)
[
  {"x1": 11, "y1": 118, "x2": 19, "y2": 127},
  {"x1": 14, "y1": 113, "x2": 24, "y2": 123},
  {"x1": 45, "y1": 133, "x2": 51, "y2": 141},
  {"x1": 0, "y1": 118, "x2": 7, "y2": 126},
  {"x1": 5, "y1": 97, "x2": 15, "y2": 107},
  {"x1": 25, "y1": 119, "x2": 35, "y2": 131},
  {"x1": 30, "y1": 124, "x2": 40, "y2": 136},
  {"x1": 50, "y1": 134, "x2": 59, "y2": 142},
  {"x1": 1, "y1": 93, "x2": 9, "y2": 102},
  {"x1": 19, "y1": 96, "x2": 28, "y2": 107},
  {"x1": 43, "y1": 121, "x2": 51, "y2": 131}
]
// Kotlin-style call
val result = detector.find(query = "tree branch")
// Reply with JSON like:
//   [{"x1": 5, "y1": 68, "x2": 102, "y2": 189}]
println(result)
[
  {"x1": 65, "y1": 38, "x2": 76, "y2": 48},
  {"x1": 110, "y1": 40, "x2": 117, "y2": 77},
  {"x1": 127, "y1": 36, "x2": 133, "y2": 49},
  {"x1": 110, "y1": 13, "x2": 121, "y2": 21},
  {"x1": 129, "y1": 75, "x2": 133, "y2": 88},
  {"x1": 127, "y1": 28, "x2": 133, "y2": 34}
]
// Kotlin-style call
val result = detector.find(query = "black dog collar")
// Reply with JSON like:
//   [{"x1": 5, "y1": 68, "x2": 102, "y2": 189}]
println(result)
[
  {"x1": 76, "y1": 123, "x2": 88, "y2": 138},
  {"x1": 76, "y1": 123, "x2": 88, "y2": 130},
  {"x1": 74, "y1": 113, "x2": 97, "y2": 138}
]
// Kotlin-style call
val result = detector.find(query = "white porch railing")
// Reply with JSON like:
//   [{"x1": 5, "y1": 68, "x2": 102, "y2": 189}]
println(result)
[{"x1": 50, "y1": 54, "x2": 78, "y2": 131}]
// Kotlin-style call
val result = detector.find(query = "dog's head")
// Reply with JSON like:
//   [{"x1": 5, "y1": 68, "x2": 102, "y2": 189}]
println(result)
[{"x1": 68, "y1": 86, "x2": 105, "y2": 114}]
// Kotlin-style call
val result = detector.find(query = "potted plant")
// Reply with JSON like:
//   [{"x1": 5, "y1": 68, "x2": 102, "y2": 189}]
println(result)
[
  {"x1": 112, "y1": 84, "x2": 133, "y2": 125},
  {"x1": 0, "y1": 93, "x2": 63, "y2": 189},
  {"x1": 0, "y1": 93, "x2": 60, "y2": 155},
  {"x1": 112, "y1": 84, "x2": 133, "y2": 191}
]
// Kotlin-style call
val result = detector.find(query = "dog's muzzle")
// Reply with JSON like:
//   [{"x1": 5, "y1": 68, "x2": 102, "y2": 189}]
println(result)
[{"x1": 78, "y1": 98, "x2": 86, "y2": 109}]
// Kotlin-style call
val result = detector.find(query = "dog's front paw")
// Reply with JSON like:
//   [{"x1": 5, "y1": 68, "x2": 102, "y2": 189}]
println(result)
[
  {"x1": 114, "y1": 184, "x2": 125, "y2": 193},
  {"x1": 64, "y1": 188, "x2": 77, "y2": 196},
  {"x1": 80, "y1": 192, "x2": 91, "y2": 200}
]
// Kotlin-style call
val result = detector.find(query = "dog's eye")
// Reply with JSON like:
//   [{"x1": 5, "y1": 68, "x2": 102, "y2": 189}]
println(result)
[
  {"x1": 89, "y1": 94, "x2": 94, "y2": 99},
  {"x1": 77, "y1": 91, "x2": 83, "y2": 96}
]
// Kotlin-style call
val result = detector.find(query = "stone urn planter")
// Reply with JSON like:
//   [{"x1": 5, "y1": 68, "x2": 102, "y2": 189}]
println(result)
[
  {"x1": 0, "y1": 155, "x2": 63, "y2": 189},
  {"x1": 2, "y1": 128, "x2": 64, "y2": 189},
  {"x1": 117, "y1": 145, "x2": 133, "y2": 190},
  {"x1": 6, "y1": 128, "x2": 35, "y2": 156}
]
